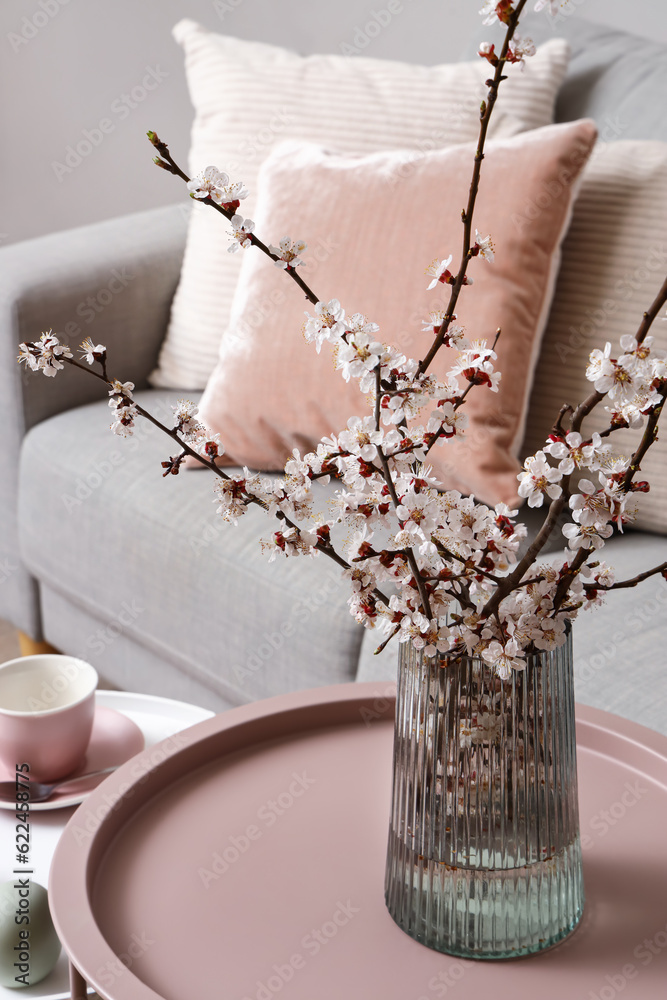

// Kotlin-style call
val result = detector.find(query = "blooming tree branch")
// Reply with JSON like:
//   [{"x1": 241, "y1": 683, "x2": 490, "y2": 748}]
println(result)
[
  {"x1": 417, "y1": 0, "x2": 530, "y2": 377},
  {"x1": 17, "y1": 1, "x2": 667, "y2": 674}
]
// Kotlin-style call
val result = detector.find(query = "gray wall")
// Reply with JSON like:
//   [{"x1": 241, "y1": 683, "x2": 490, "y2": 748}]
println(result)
[{"x1": 1, "y1": 0, "x2": 665, "y2": 247}]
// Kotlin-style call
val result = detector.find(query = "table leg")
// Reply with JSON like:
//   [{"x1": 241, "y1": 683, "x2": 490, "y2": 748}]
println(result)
[{"x1": 69, "y1": 961, "x2": 88, "y2": 1000}]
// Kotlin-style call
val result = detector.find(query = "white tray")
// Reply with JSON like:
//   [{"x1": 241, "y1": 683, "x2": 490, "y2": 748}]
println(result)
[{"x1": 0, "y1": 690, "x2": 214, "y2": 1000}]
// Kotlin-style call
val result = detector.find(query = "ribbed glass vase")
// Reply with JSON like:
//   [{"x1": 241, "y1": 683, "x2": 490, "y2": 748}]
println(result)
[{"x1": 384, "y1": 627, "x2": 584, "y2": 959}]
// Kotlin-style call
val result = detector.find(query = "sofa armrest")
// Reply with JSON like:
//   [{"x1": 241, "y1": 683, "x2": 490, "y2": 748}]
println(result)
[{"x1": 0, "y1": 202, "x2": 189, "y2": 637}]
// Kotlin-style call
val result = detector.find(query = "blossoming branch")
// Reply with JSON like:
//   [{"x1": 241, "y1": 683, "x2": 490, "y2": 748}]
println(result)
[{"x1": 18, "y1": 0, "x2": 667, "y2": 678}]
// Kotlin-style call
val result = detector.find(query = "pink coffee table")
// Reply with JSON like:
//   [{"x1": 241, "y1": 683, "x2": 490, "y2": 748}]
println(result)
[{"x1": 49, "y1": 682, "x2": 667, "y2": 1000}]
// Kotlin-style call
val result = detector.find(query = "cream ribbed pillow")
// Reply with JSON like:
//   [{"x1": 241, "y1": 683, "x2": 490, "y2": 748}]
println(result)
[
  {"x1": 150, "y1": 22, "x2": 570, "y2": 389},
  {"x1": 522, "y1": 141, "x2": 667, "y2": 533}
]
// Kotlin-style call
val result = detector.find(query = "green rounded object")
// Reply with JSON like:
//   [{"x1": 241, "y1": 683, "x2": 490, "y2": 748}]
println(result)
[{"x1": 0, "y1": 880, "x2": 62, "y2": 987}]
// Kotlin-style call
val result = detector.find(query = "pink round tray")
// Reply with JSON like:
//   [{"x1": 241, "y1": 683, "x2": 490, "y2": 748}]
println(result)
[{"x1": 50, "y1": 683, "x2": 667, "y2": 1000}]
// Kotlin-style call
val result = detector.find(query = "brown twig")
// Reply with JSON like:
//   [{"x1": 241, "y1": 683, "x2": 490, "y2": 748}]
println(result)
[
  {"x1": 147, "y1": 132, "x2": 320, "y2": 306},
  {"x1": 417, "y1": 0, "x2": 529, "y2": 377},
  {"x1": 586, "y1": 561, "x2": 667, "y2": 592},
  {"x1": 376, "y1": 443, "x2": 433, "y2": 619}
]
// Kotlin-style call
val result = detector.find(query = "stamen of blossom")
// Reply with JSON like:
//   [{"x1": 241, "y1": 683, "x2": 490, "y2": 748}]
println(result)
[
  {"x1": 449, "y1": 341, "x2": 500, "y2": 391},
  {"x1": 426, "y1": 256, "x2": 473, "y2": 290},
  {"x1": 227, "y1": 215, "x2": 255, "y2": 252},
  {"x1": 79, "y1": 338, "x2": 106, "y2": 365},
  {"x1": 335, "y1": 326, "x2": 383, "y2": 383},
  {"x1": 214, "y1": 476, "x2": 251, "y2": 525},
  {"x1": 186, "y1": 165, "x2": 225, "y2": 200},
  {"x1": 471, "y1": 230, "x2": 495, "y2": 262},
  {"x1": 534, "y1": 0, "x2": 571, "y2": 14},
  {"x1": 108, "y1": 381, "x2": 137, "y2": 437},
  {"x1": 422, "y1": 314, "x2": 467, "y2": 349},
  {"x1": 303, "y1": 299, "x2": 347, "y2": 353},
  {"x1": 17, "y1": 331, "x2": 72, "y2": 377},
  {"x1": 186, "y1": 165, "x2": 248, "y2": 211},
  {"x1": 261, "y1": 527, "x2": 318, "y2": 561},
  {"x1": 269, "y1": 237, "x2": 307, "y2": 269},
  {"x1": 506, "y1": 34, "x2": 536, "y2": 68},
  {"x1": 517, "y1": 450, "x2": 563, "y2": 508}
]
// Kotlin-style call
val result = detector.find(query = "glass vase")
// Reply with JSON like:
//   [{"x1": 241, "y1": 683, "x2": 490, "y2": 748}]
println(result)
[{"x1": 384, "y1": 627, "x2": 584, "y2": 959}]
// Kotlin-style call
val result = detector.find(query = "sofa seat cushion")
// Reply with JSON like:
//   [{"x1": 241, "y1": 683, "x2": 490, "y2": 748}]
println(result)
[{"x1": 18, "y1": 391, "x2": 362, "y2": 706}]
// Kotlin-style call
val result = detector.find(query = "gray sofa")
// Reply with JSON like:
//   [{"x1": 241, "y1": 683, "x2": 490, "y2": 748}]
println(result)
[{"x1": 2, "y1": 15, "x2": 666, "y2": 728}]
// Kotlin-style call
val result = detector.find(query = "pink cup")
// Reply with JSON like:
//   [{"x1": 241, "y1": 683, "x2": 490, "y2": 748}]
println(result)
[{"x1": 0, "y1": 655, "x2": 98, "y2": 782}]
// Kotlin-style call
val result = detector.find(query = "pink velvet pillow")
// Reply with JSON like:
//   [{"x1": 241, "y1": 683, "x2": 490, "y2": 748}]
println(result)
[{"x1": 197, "y1": 121, "x2": 597, "y2": 504}]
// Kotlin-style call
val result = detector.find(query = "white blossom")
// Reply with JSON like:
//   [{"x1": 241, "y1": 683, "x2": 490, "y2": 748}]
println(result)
[
  {"x1": 479, "y1": 1, "x2": 514, "y2": 26},
  {"x1": 517, "y1": 451, "x2": 563, "y2": 507},
  {"x1": 562, "y1": 521, "x2": 613, "y2": 551},
  {"x1": 303, "y1": 299, "x2": 347, "y2": 353},
  {"x1": 449, "y1": 340, "x2": 500, "y2": 391},
  {"x1": 187, "y1": 165, "x2": 226, "y2": 200},
  {"x1": 187, "y1": 166, "x2": 248, "y2": 207},
  {"x1": 214, "y1": 476, "x2": 251, "y2": 524},
  {"x1": 507, "y1": 34, "x2": 536, "y2": 68},
  {"x1": 338, "y1": 416, "x2": 384, "y2": 462},
  {"x1": 534, "y1": 0, "x2": 571, "y2": 14},
  {"x1": 473, "y1": 230, "x2": 495, "y2": 262},
  {"x1": 228, "y1": 215, "x2": 255, "y2": 252},
  {"x1": 107, "y1": 380, "x2": 137, "y2": 435},
  {"x1": 211, "y1": 179, "x2": 249, "y2": 209},
  {"x1": 481, "y1": 640, "x2": 524, "y2": 679},
  {"x1": 269, "y1": 237, "x2": 307, "y2": 269},
  {"x1": 426, "y1": 256, "x2": 455, "y2": 290},
  {"x1": 79, "y1": 338, "x2": 106, "y2": 365},
  {"x1": 335, "y1": 323, "x2": 383, "y2": 383},
  {"x1": 261, "y1": 526, "x2": 318, "y2": 561},
  {"x1": 544, "y1": 431, "x2": 610, "y2": 474},
  {"x1": 17, "y1": 331, "x2": 72, "y2": 377}
]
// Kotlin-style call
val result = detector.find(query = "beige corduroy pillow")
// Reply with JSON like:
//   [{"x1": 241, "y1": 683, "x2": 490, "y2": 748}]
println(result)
[
  {"x1": 149, "y1": 22, "x2": 571, "y2": 390},
  {"x1": 521, "y1": 141, "x2": 667, "y2": 534}
]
